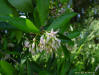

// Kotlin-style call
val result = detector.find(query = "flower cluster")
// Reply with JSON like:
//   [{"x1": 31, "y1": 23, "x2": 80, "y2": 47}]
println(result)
[
  {"x1": 39, "y1": 29, "x2": 61, "y2": 53},
  {"x1": 24, "y1": 38, "x2": 37, "y2": 55},
  {"x1": 24, "y1": 29, "x2": 61, "y2": 54}
]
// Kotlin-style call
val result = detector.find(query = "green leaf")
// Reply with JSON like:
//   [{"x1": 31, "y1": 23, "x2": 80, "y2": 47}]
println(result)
[
  {"x1": 33, "y1": 7, "x2": 41, "y2": 28},
  {"x1": 60, "y1": 0, "x2": 68, "y2": 3},
  {"x1": 8, "y1": 0, "x2": 33, "y2": 12},
  {"x1": 59, "y1": 33, "x2": 74, "y2": 46},
  {"x1": 27, "y1": 60, "x2": 42, "y2": 74},
  {"x1": 68, "y1": 69, "x2": 75, "y2": 75},
  {"x1": 67, "y1": 31, "x2": 80, "y2": 39},
  {"x1": 60, "y1": 62, "x2": 70, "y2": 75},
  {"x1": 39, "y1": 71, "x2": 50, "y2": 75},
  {"x1": 15, "y1": 31, "x2": 23, "y2": 43},
  {"x1": 0, "y1": 16, "x2": 40, "y2": 33},
  {"x1": 0, "y1": 61, "x2": 15, "y2": 75},
  {"x1": 37, "y1": 0, "x2": 50, "y2": 26},
  {"x1": 0, "y1": 0, "x2": 18, "y2": 16},
  {"x1": 94, "y1": 49, "x2": 99, "y2": 62},
  {"x1": 89, "y1": 20, "x2": 99, "y2": 36},
  {"x1": 61, "y1": 45, "x2": 70, "y2": 58},
  {"x1": 0, "y1": 22, "x2": 17, "y2": 30},
  {"x1": 47, "y1": 13, "x2": 77, "y2": 31}
]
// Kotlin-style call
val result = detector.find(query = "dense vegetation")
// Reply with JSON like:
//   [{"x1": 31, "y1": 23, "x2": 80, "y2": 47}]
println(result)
[{"x1": 0, "y1": 0, "x2": 99, "y2": 75}]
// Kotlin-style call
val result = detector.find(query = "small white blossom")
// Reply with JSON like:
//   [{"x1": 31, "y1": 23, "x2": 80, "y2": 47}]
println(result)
[
  {"x1": 40, "y1": 35, "x2": 45, "y2": 45},
  {"x1": 46, "y1": 29, "x2": 58, "y2": 38},
  {"x1": 32, "y1": 43, "x2": 35, "y2": 49},
  {"x1": 39, "y1": 29, "x2": 61, "y2": 53},
  {"x1": 28, "y1": 38, "x2": 36, "y2": 55},
  {"x1": 24, "y1": 40, "x2": 30, "y2": 48}
]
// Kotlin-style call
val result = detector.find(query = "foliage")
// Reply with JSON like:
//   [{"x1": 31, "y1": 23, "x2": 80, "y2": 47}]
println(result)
[{"x1": 0, "y1": 0, "x2": 99, "y2": 75}]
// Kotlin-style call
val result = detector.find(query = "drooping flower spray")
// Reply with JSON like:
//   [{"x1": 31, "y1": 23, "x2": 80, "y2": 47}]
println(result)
[{"x1": 25, "y1": 29, "x2": 61, "y2": 55}]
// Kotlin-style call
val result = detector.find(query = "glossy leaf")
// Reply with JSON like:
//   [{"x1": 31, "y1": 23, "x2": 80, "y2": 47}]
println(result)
[
  {"x1": 37, "y1": 0, "x2": 50, "y2": 26},
  {"x1": 0, "y1": 0, "x2": 18, "y2": 16},
  {"x1": 47, "y1": 13, "x2": 77, "y2": 31},
  {"x1": 8, "y1": 0, "x2": 33, "y2": 12},
  {"x1": 0, "y1": 16, "x2": 40, "y2": 33},
  {"x1": 0, "y1": 61, "x2": 15, "y2": 75}
]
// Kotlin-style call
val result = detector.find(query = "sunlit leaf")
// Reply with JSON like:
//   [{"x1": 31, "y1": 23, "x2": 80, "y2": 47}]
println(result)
[
  {"x1": 0, "y1": 61, "x2": 15, "y2": 75},
  {"x1": 0, "y1": 16, "x2": 40, "y2": 33}
]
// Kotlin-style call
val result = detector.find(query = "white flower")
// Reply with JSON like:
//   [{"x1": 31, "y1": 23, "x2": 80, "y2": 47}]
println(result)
[
  {"x1": 55, "y1": 38, "x2": 61, "y2": 46},
  {"x1": 46, "y1": 29, "x2": 58, "y2": 37},
  {"x1": 40, "y1": 35, "x2": 45, "y2": 45},
  {"x1": 39, "y1": 29, "x2": 61, "y2": 53},
  {"x1": 24, "y1": 40, "x2": 30, "y2": 47},
  {"x1": 32, "y1": 43, "x2": 35, "y2": 49},
  {"x1": 28, "y1": 38, "x2": 37, "y2": 55},
  {"x1": 27, "y1": 29, "x2": 61, "y2": 54}
]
